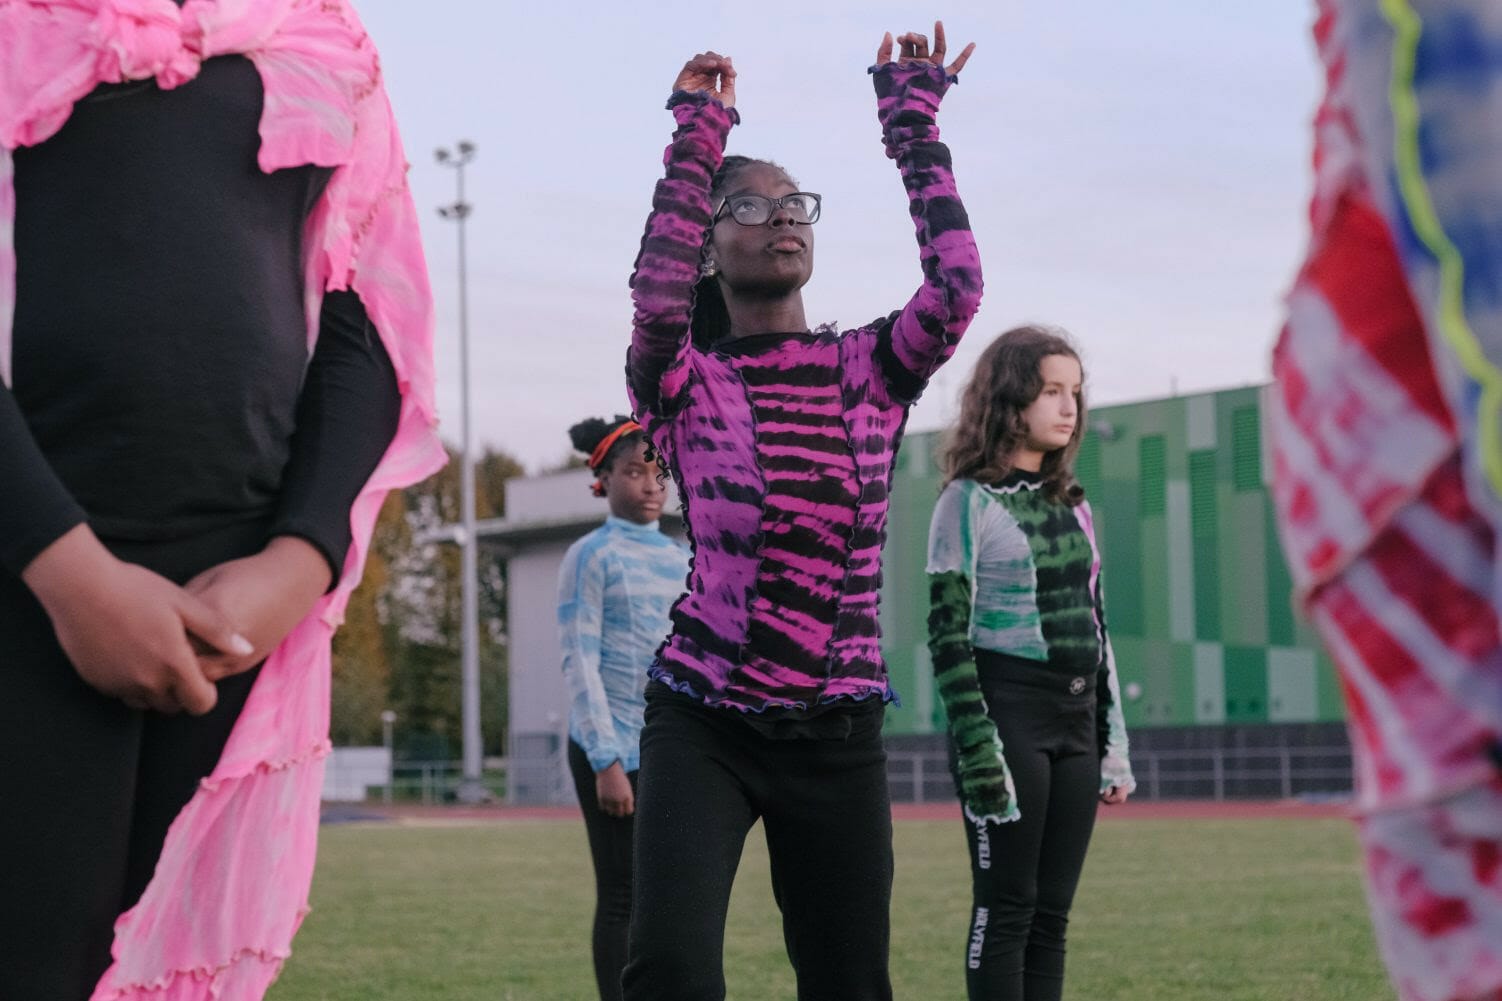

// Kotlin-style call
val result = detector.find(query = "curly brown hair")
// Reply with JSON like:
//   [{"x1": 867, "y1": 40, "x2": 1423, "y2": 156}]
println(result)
[{"x1": 938, "y1": 325, "x2": 1087, "y2": 505}]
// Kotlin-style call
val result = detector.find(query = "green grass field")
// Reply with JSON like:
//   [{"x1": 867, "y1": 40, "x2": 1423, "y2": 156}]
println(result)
[{"x1": 268, "y1": 815, "x2": 1393, "y2": 1001}]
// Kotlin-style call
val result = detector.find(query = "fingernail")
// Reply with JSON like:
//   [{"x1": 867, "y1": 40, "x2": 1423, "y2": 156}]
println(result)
[{"x1": 231, "y1": 634, "x2": 254, "y2": 656}]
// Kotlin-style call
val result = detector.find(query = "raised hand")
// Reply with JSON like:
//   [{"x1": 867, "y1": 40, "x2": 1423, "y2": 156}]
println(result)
[
  {"x1": 22, "y1": 524, "x2": 253, "y2": 715},
  {"x1": 673, "y1": 51, "x2": 737, "y2": 109},
  {"x1": 875, "y1": 19, "x2": 975, "y2": 77}
]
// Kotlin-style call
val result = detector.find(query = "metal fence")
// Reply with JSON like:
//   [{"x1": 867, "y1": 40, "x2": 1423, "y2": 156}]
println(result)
[
  {"x1": 447, "y1": 740, "x2": 1355, "y2": 807},
  {"x1": 886, "y1": 744, "x2": 1353, "y2": 804},
  {"x1": 1132, "y1": 745, "x2": 1352, "y2": 800},
  {"x1": 375, "y1": 760, "x2": 507, "y2": 805}
]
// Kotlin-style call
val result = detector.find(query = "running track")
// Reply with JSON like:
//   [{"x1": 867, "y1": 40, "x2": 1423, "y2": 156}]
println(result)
[{"x1": 323, "y1": 799, "x2": 1351, "y2": 826}]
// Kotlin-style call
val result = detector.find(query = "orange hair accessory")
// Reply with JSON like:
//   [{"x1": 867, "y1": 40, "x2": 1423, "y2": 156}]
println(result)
[{"x1": 588, "y1": 420, "x2": 643, "y2": 496}]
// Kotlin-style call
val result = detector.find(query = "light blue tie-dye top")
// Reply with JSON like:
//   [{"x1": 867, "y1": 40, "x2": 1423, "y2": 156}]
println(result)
[{"x1": 557, "y1": 516, "x2": 688, "y2": 772}]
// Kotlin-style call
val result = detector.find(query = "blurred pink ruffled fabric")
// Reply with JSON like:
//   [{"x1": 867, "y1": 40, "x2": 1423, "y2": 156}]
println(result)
[
  {"x1": 1270, "y1": 2, "x2": 1502, "y2": 998},
  {"x1": 0, "y1": 1, "x2": 446, "y2": 996}
]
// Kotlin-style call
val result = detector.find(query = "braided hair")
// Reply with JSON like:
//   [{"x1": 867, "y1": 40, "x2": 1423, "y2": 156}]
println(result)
[{"x1": 568, "y1": 415, "x2": 646, "y2": 497}]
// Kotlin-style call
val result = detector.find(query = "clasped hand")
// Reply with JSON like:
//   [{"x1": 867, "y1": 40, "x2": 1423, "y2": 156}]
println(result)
[{"x1": 23, "y1": 526, "x2": 330, "y2": 716}]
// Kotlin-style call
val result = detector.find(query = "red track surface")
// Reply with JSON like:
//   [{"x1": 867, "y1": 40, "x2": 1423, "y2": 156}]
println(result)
[{"x1": 325, "y1": 799, "x2": 1352, "y2": 825}]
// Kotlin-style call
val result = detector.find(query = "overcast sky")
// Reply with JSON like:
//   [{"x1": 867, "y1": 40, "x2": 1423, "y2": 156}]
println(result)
[{"x1": 355, "y1": 1, "x2": 1320, "y2": 473}]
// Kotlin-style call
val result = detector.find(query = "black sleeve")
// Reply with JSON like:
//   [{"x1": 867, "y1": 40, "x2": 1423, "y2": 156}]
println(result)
[
  {"x1": 0, "y1": 384, "x2": 88, "y2": 576},
  {"x1": 269, "y1": 289, "x2": 402, "y2": 589}
]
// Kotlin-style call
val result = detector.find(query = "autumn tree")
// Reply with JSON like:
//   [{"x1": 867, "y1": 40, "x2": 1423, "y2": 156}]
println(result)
[{"x1": 329, "y1": 445, "x2": 523, "y2": 758}]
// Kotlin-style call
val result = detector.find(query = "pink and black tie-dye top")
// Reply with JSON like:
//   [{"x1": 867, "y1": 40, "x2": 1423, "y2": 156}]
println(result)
[{"x1": 627, "y1": 62, "x2": 983, "y2": 713}]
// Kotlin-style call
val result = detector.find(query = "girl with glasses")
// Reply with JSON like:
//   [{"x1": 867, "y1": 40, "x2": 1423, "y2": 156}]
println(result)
[
  {"x1": 558, "y1": 415, "x2": 687, "y2": 1001},
  {"x1": 623, "y1": 21, "x2": 982, "y2": 1001},
  {"x1": 926, "y1": 326, "x2": 1134, "y2": 1001}
]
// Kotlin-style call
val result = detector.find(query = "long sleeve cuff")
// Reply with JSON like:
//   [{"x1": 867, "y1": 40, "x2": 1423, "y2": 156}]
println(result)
[
  {"x1": 870, "y1": 61, "x2": 951, "y2": 158},
  {"x1": 584, "y1": 742, "x2": 622, "y2": 774},
  {"x1": 270, "y1": 289, "x2": 401, "y2": 589}
]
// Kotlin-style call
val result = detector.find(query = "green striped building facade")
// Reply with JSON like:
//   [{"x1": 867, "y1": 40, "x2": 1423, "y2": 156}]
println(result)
[{"x1": 879, "y1": 385, "x2": 1343, "y2": 738}]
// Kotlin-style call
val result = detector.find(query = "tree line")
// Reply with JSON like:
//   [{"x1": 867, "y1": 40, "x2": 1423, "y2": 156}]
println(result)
[{"x1": 329, "y1": 446, "x2": 523, "y2": 761}]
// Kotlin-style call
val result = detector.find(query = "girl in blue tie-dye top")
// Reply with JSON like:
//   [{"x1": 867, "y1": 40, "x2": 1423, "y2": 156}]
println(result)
[{"x1": 557, "y1": 415, "x2": 687, "y2": 1001}]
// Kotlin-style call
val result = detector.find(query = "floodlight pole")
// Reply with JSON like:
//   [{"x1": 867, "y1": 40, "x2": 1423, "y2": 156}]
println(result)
[{"x1": 436, "y1": 140, "x2": 487, "y2": 804}]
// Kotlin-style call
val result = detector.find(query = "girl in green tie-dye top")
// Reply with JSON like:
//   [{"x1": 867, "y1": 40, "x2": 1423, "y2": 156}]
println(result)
[{"x1": 926, "y1": 326, "x2": 1133, "y2": 1001}]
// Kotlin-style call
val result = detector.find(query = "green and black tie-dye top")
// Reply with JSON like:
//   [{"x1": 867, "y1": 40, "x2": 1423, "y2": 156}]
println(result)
[{"x1": 926, "y1": 471, "x2": 1134, "y2": 813}]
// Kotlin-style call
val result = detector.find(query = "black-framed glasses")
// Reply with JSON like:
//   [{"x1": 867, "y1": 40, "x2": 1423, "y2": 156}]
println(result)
[{"x1": 713, "y1": 192, "x2": 822, "y2": 226}]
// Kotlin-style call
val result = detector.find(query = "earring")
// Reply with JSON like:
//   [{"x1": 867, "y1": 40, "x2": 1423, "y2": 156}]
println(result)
[{"x1": 702, "y1": 259, "x2": 718, "y2": 278}]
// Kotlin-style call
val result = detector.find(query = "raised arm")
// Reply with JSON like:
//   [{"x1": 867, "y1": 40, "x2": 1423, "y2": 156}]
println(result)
[
  {"x1": 870, "y1": 23, "x2": 984, "y2": 404},
  {"x1": 626, "y1": 53, "x2": 738, "y2": 424},
  {"x1": 927, "y1": 481, "x2": 1019, "y2": 825}
]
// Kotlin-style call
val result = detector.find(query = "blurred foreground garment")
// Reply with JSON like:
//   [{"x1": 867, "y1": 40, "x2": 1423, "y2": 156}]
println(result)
[
  {"x1": 0, "y1": 1, "x2": 445, "y2": 998},
  {"x1": 1268, "y1": 2, "x2": 1502, "y2": 999}
]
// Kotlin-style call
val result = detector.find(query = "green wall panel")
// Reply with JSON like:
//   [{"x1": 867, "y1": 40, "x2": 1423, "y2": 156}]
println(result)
[
  {"x1": 1100, "y1": 480, "x2": 1143, "y2": 635},
  {"x1": 1223, "y1": 646, "x2": 1269, "y2": 722},
  {"x1": 1268, "y1": 647, "x2": 1318, "y2": 722},
  {"x1": 1100, "y1": 422, "x2": 1139, "y2": 482},
  {"x1": 1232, "y1": 405, "x2": 1262, "y2": 492},
  {"x1": 1173, "y1": 643, "x2": 1198, "y2": 726},
  {"x1": 1111, "y1": 635, "x2": 1146, "y2": 726},
  {"x1": 1075, "y1": 434, "x2": 1103, "y2": 496},
  {"x1": 1138, "y1": 516, "x2": 1171, "y2": 641},
  {"x1": 1264, "y1": 501, "x2": 1297, "y2": 647},
  {"x1": 1189, "y1": 450, "x2": 1221, "y2": 640},
  {"x1": 1136, "y1": 638, "x2": 1178, "y2": 725},
  {"x1": 1139, "y1": 436, "x2": 1167, "y2": 516},
  {"x1": 1164, "y1": 401, "x2": 1190, "y2": 480},
  {"x1": 1225, "y1": 493, "x2": 1270, "y2": 646},
  {"x1": 1193, "y1": 643, "x2": 1226, "y2": 723},
  {"x1": 1316, "y1": 650, "x2": 1345, "y2": 721}
]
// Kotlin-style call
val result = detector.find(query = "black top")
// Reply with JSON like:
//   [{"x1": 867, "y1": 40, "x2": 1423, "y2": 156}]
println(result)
[{"x1": 1, "y1": 54, "x2": 401, "y2": 582}]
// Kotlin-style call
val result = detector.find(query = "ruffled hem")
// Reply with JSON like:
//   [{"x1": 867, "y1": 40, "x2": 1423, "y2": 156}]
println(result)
[
  {"x1": 963, "y1": 802, "x2": 1021, "y2": 826},
  {"x1": 197, "y1": 737, "x2": 330, "y2": 794},
  {"x1": 1100, "y1": 757, "x2": 1137, "y2": 796},
  {"x1": 93, "y1": 942, "x2": 296, "y2": 1000},
  {"x1": 93, "y1": 735, "x2": 327, "y2": 997},
  {"x1": 866, "y1": 60, "x2": 959, "y2": 85},
  {"x1": 647, "y1": 666, "x2": 896, "y2": 715},
  {"x1": 664, "y1": 88, "x2": 740, "y2": 125}
]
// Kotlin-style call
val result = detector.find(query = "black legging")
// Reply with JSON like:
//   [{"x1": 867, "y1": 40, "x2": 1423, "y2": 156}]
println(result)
[
  {"x1": 0, "y1": 521, "x2": 266, "y2": 1001},
  {"x1": 622, "y1": 685, "x2": 894, "y2": 1001},
  {"x1": 957, "y1": 652, "x2": 1101, "y2": 1001},
  {"x1": 568, "y1": 740, "x2": 639, "y2": 1001}
]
